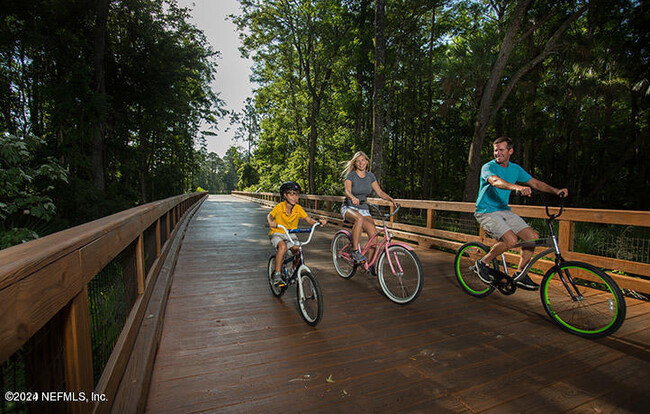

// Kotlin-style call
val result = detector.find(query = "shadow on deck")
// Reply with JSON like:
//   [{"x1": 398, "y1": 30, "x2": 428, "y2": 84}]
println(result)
[{"x1": 146, "y1": 195, "x2": 650, "y2": 413}]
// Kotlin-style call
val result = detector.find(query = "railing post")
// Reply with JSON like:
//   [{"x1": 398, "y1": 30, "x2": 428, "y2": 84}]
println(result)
[
  {"x1": 559, "y1": 220, "x2": 575, "y2": 252},
  {"x1": 426, "y1": 209, "x2": 436, "y2": 229},
  {"x1": 136, "y1": 234, "x2": 146, "y2": 294},
  {"x1": 390, "y1": 205, "x2": 395, "y2": 224},
  {"x1": 62, "y1": 287, "x2": 93, "y2": 414},
  {"x1": 479, "y1": 226, "x2": 487, "y2": 243},
  {"x1": 155, "y1": 219, "x2": 161, "y2": 256}
]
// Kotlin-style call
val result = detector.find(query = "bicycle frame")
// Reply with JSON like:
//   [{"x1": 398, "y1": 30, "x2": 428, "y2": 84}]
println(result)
[
  {"x1": 277, "y1": 223, "x2": 320, "y2": 298},
  {"x1": 495, "y1": 195, "x2": 589, "y2": 299},
  {"x1": 337, "y1": 203, "x2": 415, "y2": 273}
]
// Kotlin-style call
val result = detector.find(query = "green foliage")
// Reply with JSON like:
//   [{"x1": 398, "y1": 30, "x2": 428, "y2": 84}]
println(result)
[
  {"x1": 0, "y1": 134, "x2": 68, "y2": 248},
  {"x1": 231, "y1": 0, "x2": 648, "y2": 211}
]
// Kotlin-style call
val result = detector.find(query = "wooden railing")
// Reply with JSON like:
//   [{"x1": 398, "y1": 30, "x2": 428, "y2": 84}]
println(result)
[
  {"x1": 0, "y1": 192, "x2": 207, "y2": 413},
  {"x1": 233, "y1": 191, "x2": 650, "y2": 294}
]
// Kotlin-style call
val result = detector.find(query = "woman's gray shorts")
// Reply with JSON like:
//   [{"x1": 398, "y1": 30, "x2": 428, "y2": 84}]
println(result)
[
  {"x1": 340, "y1": 204, "x2": 371, "y2": 220},
  {"x1": 474, "y1": 210, "x2": 530, "y2": 240}
]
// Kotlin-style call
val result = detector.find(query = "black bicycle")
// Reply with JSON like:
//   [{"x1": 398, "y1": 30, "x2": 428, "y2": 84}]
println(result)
[
  {"x1": 267, "y1": 223, "x2": 323, "y2": 326},
  {"x1": 454, "y1": 195, "x2": 626, "y2": 338}
]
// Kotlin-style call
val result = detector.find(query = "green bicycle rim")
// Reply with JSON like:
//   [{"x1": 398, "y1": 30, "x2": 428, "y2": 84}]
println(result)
[
  {"x1": 456, "y1": 245, "x2": 492, "y2": 295},
  {"x1": 543, "y1": 265, "x2": 619, "y2": 335}
]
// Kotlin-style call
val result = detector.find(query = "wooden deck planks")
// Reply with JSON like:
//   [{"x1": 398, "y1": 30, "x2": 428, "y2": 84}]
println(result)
[{"x1": 145, "y1": 195, "x2": 650, "y2": 413}]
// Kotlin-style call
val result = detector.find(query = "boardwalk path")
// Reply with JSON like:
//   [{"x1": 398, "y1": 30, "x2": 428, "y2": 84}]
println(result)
[{"x1": 146, "y1": 195, "x2": 649, "y2": 413}]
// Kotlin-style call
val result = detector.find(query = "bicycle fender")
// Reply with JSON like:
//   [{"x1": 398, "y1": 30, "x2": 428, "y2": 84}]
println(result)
[
  {"x1": 387, "y1": 241, "x2": 415, "y2": 251},
  {"x1": 335, "y1": 229, "x2": 352, "y2": 238},
  {"x1": 298, "y1": 264, "x2": 311, "y2": 275}
]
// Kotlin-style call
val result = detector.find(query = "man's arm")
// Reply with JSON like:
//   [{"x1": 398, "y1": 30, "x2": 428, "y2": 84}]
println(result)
[
  {"x1": 487, "y1": 175, "x2": 533, "y2": 196},
  {"x1": 526, "y1": 177, "x2": 568, "y2": 197}
]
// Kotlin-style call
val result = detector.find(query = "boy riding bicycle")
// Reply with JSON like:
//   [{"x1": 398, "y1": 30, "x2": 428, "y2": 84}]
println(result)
[{"x1": 267, "y1": 181, "x2": 327, "y2": 287}]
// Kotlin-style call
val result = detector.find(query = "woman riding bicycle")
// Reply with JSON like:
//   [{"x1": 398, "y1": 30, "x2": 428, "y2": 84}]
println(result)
[{"x1": 341, "y1": 151, "x2": 397, "y2": 266}]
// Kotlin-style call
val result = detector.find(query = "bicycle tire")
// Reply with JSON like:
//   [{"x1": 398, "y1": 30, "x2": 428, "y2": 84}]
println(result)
[
  {"x1": 331, "y1": 231, "x2": 357, "y2": 279},
  {"x1": 454, "y1": 242, "x2": 497, "y2": 298},
  {"x1": 267, "y1": 256, "x2": 286, "y2": 297},
  {"x1": 297, "y1": 270, "x2": 323, "y2": 326},
  {"x1": 541, "y1": 261, "x2": 626, "y2": 338},
  {"x1": 377, "y1": 245, "x2": 423, "y2": 305}
]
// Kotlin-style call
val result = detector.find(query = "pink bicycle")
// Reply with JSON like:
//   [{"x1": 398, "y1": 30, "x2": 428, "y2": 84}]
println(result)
[{"x1": 331, "y1": 203, "x2": 423, "y2": 305}]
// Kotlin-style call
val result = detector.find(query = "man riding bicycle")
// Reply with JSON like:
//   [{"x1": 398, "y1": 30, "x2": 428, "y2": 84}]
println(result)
[{"x1": 472, "y1": 137, "x2": 568, "y2": 290}]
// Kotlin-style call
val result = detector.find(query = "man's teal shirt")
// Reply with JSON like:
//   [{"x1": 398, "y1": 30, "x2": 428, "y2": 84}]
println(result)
[{"x1": 475, "y1": 160, "x2": 532, "y2": 213}]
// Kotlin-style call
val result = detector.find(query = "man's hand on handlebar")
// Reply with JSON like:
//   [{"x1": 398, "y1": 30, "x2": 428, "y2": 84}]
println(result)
[
  {"x1": 556, "y1": 188, "x2": 568, "y2": 198},
  {"x1": 515, "y1": 186, "x2": 532, "y2": 197}
]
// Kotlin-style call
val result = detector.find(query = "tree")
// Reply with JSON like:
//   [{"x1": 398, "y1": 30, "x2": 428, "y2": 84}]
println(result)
[
  {"x1": 462, "y1": 0, "x2": 588, "y2": 201},
  {"x1": 370, "y1": 0, "x2": 386, "y2": 181},
  {"x1": 0, "y1": 134, "x2": 68, "y2": 248}
]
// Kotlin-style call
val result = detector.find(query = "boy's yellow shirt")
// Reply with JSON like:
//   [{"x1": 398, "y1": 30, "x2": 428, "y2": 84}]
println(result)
[{"x1": 268, "y1": 201, "x2": 308, "y2": 236}]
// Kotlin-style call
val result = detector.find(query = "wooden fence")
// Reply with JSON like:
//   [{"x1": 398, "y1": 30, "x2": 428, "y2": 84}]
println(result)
[
  {"x1": 0, "y1": 192, "x2": 207, "y2": 413},
  {"x1": 233, "y1": 191, "x2": 650, "y2": 295}
]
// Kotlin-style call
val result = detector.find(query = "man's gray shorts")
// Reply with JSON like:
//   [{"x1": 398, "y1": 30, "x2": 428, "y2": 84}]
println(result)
[
  {"x1": 474, "y1": 210, "x2": 530, "y2": 240},
  {"x1": 270, "y1": 233, "x2": 299, "y2": 249}
]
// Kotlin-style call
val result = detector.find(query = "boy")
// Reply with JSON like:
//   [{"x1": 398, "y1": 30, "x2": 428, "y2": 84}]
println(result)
[{"x1": 267, "y1": 181, "x2": 327, "y2": 287}]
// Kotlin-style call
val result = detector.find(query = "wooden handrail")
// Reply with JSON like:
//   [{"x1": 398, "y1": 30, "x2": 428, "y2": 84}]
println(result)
[
  {"x1": 0, "y1": 192, "x2": 207, "y2": 413},
  {"x1": 233, "y1": 191, "x2": 650, "y2": 294}
]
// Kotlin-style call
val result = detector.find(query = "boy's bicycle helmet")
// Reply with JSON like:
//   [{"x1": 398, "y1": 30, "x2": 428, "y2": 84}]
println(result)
[{"x1": 279, "y1": 181, "x2": 301, "y2": 196}]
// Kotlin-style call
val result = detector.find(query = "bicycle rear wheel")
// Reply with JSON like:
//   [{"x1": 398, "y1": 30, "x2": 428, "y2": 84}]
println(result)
[
  {"x1": 331, "y1": 231, "x2": 357, "y2": 279},
  {"x1": 377, "y1": 245, "x2": 423, "y2": 305},
  {"x1": 297, "y1": 271, "x2": 323, "y2": 326},
  {"x1": 267, "y1": 256, "x2": 286, "y2": 297},
  {"x1": 454, "y1": 242, "x2": 497, "y2": 298},
  {"x1": 541, "y1": 261, "x2": 626, "y2": 338}
]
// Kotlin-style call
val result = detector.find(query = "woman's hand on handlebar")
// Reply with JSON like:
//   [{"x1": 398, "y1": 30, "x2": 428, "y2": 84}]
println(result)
[
  {"x1": 556, "y1": 188, "x2": 568, "y2": 198},
  {"x1": 319, "y1": 219, "x2": 327, "y2": 227}
]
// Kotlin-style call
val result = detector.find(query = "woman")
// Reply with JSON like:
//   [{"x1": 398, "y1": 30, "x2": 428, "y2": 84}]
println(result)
[{"x1": 341, "y1": 151, "x2": 397, "y2": 264}]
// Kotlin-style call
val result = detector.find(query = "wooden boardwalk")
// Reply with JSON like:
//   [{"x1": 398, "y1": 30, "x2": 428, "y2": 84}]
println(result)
[{"x1": 145, "y1": 195, "x2": 650, "y2": 413}]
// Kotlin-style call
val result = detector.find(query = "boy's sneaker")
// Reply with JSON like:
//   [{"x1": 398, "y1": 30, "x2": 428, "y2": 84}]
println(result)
[
  {"x1": 351, "y1": 249, "x2": 367, "y2": 264},
  {"x1": 514, "y1": 272, "x2": 539, "y2": 291},
  {"x1": 272, "y1": 271, "x2": 286, "y2": 288},
  {"x1": 471, "y1": 260, "x2": 493, "y2": 284}
]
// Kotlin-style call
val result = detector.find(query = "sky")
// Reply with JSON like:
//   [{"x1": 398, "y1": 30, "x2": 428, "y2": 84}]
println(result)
[{"x1": 177, "y1": 0, "x2": 255, "y2": 156}]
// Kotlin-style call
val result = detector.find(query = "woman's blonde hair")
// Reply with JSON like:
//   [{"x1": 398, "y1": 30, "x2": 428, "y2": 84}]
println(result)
[{"x1": 342, "y1": 151, "x2": 370, "y2": 177}]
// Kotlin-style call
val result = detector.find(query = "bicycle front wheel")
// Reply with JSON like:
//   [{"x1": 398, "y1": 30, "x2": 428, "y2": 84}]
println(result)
[
  {"x1": 331, "y1": 232, "x2": 357, "y2": 279},
  {"x1": 267, "y1": 256, "x2": 286, "y2": 297},
  {"x1": 297, "y1": 271, "x2": 323, "y2": 326},
  {"x1": 454, "y1": 242, "x2": 497, "y2": 298},
  {"x1": 541, "y1": 261, "x2": 626, "y2": 338},
  {"x1": 377, "y1": 245, "x2": 423, "y2": 305}
]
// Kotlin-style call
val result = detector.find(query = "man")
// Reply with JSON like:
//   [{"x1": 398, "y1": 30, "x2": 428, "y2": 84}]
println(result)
[{"x1": 473, "y1": 137, "x2": 568, "y2": 290}]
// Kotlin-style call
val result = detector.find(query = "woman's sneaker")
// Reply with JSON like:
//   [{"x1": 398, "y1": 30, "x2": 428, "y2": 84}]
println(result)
[
  {"x1": 514, "y1": 272, "x2": 539, "y2": 291},
  {"x1": 272, "y1": 271, "x2": 286, "y2": 287},
  {"x1": 351, "y1": 249, "x2": 367, "y2": 264}
]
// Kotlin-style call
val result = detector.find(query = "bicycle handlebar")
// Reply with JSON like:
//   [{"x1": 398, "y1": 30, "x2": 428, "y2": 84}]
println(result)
[
  {"x1": 544, "y1": 192, "x2": 565, "y2": 220},
  {"x1": 368, "y1": 202, "x2": 401, "y2": 219},
  {"x1": 277, "y1": 222, "x2": 321, "y2": 246}
]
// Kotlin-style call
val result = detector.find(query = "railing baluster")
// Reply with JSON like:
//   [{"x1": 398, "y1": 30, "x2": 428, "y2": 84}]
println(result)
[{"x1": 62, "y1": 287, "x2": 93, "y2": 414}]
